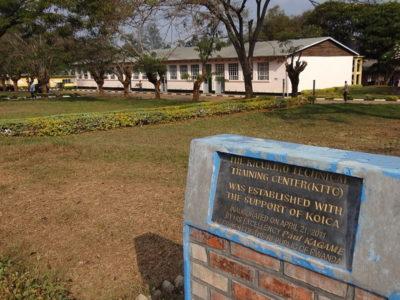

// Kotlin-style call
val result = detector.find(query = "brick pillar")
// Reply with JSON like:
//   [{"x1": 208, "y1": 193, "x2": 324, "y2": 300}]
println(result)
[{"x1": 187, "y1": 227, "x2": 386, "y2": 300}]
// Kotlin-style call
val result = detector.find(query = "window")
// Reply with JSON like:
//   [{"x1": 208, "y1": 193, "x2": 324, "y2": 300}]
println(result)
[
  {"x1": 84, "y1": 72, "x2": 89, "y2": 79},
  {"x1": 133, "y1": 71, "x2": 139, "y2": 80},
  {"x1": 191, "y1": 64, "x2": 199, "y2": 79},
  {"x1": 142, "y1": 73, "x2": 147, "y2": 80},
  {"x1": 110, "y1": 74, "x2": 116, "y2": 80},
  {"x1": 215, "y1": 64, "x2": 225, "y2": 78},
  {"x1": 257, "y1": 62, "x2": 269, "y2": 80},
  {"x1": 228, "y1": 63, "x2": 239, "y2": 80},
  {"x1": 180, "y1": 65, "x2": 188, "y2": 80},
  {"x1": 169, "y1": 65, "x2": 177, "y2": 80}
]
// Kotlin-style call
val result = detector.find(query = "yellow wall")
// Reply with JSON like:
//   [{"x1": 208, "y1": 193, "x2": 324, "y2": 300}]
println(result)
[{"x1": 8, "y1": 76, "x2": 76, "y2": 89}]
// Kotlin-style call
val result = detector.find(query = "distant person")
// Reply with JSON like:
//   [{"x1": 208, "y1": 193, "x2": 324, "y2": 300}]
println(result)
[
  {"x1": 343, "y1": 81, "x2": 350, "y2": 103},
  {"x1": 29, "y1": 82, "x2": 36, "y2": 99}
]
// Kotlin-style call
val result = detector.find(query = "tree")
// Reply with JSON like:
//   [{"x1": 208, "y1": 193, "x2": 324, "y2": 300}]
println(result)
[
  {"x1": 305, "y1": 1, "x2": 359, "y2": 49},
  {"x1": 143, "y1": 22, "x2": 166, "y2": 50},
  {"x1": 286, "y1": 50, "x2": 308, "y2": 97},
  {"x1": 191, "y1": 27, "x2": 224, "y2": 101},
  {"x1": 182, "y1": 0, "x2": 272, "y2": 98},
  {"x1": 72, "y1": 0, "x2": 149, "y2": 94},
  {"x1": 0, "y1": 33, "x2": 24, "y2": 91},
  {"x1": 306, "y1": 1, "x2": 400, "y2": 84},
  {"x1": 135, "y1": 53, "x2": 166, "y2": 99},
  {"x1": 114, "y1": 45, "x2": 134, "y2": 96},
  {"x1": 76, "y1": 36, "x2": 116, "y2": 94},
  {"x1": 260, "y1": 6, "x2": 321, "y2": 41},
  {"x1": 0, "y1": 0, "x2": 51, "y2": 37}
]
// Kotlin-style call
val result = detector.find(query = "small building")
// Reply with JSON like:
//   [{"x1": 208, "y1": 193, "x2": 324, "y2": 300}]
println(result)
[{"x1": 75, "y1": 37, "x2": 360, "y2": 95}]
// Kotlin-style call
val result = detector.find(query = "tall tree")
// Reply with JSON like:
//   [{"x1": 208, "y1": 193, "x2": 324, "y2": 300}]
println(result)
[
  {"x1": 0, "y1": 33, "x2": 25, "y2": 91},
  {"x1": 260, "y1": 6, "x2": 321, "y2": 41},
  {"x1": 0, "y1": 0, "x2": 49, "y2": 37},
  {"x1": 182, "y1": 0, "x2": 271, "y2": 98},
  {"x1": 143, "y1": 22, "x2": 166, "y2": 50}
]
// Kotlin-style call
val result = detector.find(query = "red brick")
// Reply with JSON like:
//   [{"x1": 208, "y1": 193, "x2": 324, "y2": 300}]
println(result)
[
  {"x1": 232, "y1": 282, "x2": 273, "y2": 300},
  {"x1": 355, "y1": 288, "x2": 386, "y2": 300},
  {"x1": 191, "y1": 228, "x2": 228, "y2": 250},
  {"x1": 259, "y1": 271, "x2": 314, "y2": 300},
  {"x1": 231, "y1": 243, "x2": 280, "y2": 271},
  {"x1": 192, "y1": 262, "x2": 229, "y2": 292},
  {"x1": 211, "y1": 290, "x2": 230, "y2": 300},
  {"x1": 210, "y1": 252, "x2": 255, "y2": 282},
  {"x1": 284, "y1": 263, "x2": 348, "y2": 297}
]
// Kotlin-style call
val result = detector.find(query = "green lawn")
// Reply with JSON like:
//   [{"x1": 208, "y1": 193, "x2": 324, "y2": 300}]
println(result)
[
  {"x1": 0, "y1": 96, "x2": 196, "y2": 119},
  {"x1": 1, "y1": 104, "x2": 399, "y2": 299},
  {"x1": 303, "y1": 85, "x2": 400, "y2": 99}
]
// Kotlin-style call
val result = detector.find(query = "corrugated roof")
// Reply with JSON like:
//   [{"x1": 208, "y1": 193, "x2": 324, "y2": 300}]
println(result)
[{"x1": 154, "y1": 37, "x2": 358, "y2": 62}]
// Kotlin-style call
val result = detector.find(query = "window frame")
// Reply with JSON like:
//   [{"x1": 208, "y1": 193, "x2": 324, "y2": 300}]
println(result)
[
  {"x1": 228, "y1": 63, "x2": 239, "y2": 81},
  {"x1": 191, "y1": 64, "x2": 200, "y2": 79},
  {"x1": 257, "y1": 62, "x2": 269, "y2": 81},
  {"x1": 179, "y1": 65, "x2": 188, "y2": 80},
  {"x1": 169, "y1": 65, "x2": 178, "y2": 80}
]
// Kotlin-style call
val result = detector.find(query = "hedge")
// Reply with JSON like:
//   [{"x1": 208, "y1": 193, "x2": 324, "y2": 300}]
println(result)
[{"x1": 0, "y1": 98, "x2": 291, "y2": 137}]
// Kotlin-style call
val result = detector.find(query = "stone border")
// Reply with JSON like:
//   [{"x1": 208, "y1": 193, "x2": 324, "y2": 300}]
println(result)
[{"x1": 316, "y1": 97, "x2": 400, "y2": 103}]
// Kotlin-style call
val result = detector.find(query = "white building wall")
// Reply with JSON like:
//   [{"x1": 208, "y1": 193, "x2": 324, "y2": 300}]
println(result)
[
  {"x1": 75, "y1": 56, "x2": 354, "y2": 94},
  {"x1": 297, "y1": 56, "x2": 354, "y2": 92}
]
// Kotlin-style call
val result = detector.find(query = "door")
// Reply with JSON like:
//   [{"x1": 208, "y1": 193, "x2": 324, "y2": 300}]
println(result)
[{"x1": 215, "y1": 64, "x2": 225, "y2": 94}]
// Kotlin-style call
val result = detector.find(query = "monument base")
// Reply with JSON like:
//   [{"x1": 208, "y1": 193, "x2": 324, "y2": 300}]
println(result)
[{"x1": 185, "y1": 226, "x2": 385, "y2": 300}]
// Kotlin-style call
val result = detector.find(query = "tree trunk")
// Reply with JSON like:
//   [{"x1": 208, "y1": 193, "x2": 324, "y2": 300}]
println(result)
[
  {"x1": 94, "y1": 79, "x2": 105, "y2": 94},
  {"x1": 123, "y1": 81, "x2": 130, "y2": 95},
  {"x1": 12, "y1": 79, "x2": 18, "y2": 92},
  {"x1": 41, "y1": 83, "x2": 48, "y2": 94},
  {"x1": 154, "y1": 81, "x2": 161, "y2": 99},
  {"x1": 241, "y1": 58, "x2": 254, "y2": 99},
  {"x1": 192, "y1": 78, "x2": 202, "y2": 101},
  {"x1": 0, "y1": 78, "x2": 6, "y2": 91},
  {"x1": 289, "y1": 74, "x2": 299, "y2": 97}
]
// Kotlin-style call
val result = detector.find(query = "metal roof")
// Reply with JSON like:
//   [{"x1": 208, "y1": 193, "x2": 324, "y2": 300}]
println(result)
[{"x1": 154, "y1": 37, "x2": 359, "y2": 62}]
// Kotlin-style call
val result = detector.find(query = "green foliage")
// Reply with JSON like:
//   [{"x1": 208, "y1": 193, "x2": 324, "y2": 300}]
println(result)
[
  {"x1": 306, "y1": 1, "x2": 400, "y2": 61},
  {"x1": 302, "y1": 85, "x2": 400, "y2": 100},
  {"x1": 0, "y1": 258, "x2": 72, "y2": 300},
  {"x1": 0, "y1": 98, "x2": 291, "y2": 137},
  {"x1": 135, "y1": 53, "x2": 166, "y2": 83},
  {"x1": 385, "y1": 96, "x2": 398, "y2": 102},
  {"x1": 364, "y1": 95, "x2": 375, "y2": 101},
  {"x1": 260, "y1": 6, "x2": 321, "y2": 41}
]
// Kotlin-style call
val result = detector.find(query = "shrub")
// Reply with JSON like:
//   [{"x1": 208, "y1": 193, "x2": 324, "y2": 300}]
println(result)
[
  {"x1": 385, "y1": 96, "x2": 399, "y2": 101},
  {"x1": 307, "y1": 95, "x2": 316, "y2": 104},
  {"x1": 0, "y1": 97, "x2": 294, "y2": 137},
  {"x1": 364, "y1": 95, "x2": 375, "y2": 101}
]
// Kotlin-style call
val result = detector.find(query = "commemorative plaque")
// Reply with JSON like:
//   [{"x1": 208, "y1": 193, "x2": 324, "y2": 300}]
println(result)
[{"x1": 211, "y1": 152, "x2": 363, "y2": 269}]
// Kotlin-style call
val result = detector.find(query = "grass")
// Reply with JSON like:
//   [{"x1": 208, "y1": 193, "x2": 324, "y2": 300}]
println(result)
[
  {"x1": 0, "y1": 258, "x2": 73, "y2": 299},
  {"x1": 0, "y1": 104, "x2": 399, "y2": 299},
  {"x1": 0, "y1": 95, "x2": 196, "y2": 119},
  {"x1": 302, "y1": 85, "x2": 400, "y2": 99}
]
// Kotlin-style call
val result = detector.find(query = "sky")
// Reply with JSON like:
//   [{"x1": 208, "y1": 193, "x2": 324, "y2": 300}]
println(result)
[
  {"x1": 255, "y1": 0, "x2": 315, "y2": 15},
  {"x1": 162, "y1": 0, "x2": 318, "y2": 45}
]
